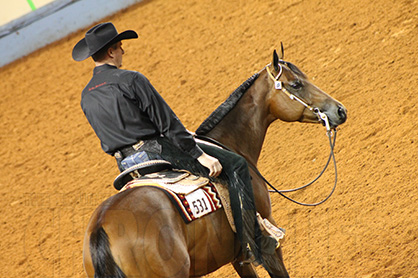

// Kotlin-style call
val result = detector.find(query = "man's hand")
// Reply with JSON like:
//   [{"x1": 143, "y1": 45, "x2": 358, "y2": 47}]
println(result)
[{"x1": 197, "y1": 152, "x2": 222, "y2": 177}]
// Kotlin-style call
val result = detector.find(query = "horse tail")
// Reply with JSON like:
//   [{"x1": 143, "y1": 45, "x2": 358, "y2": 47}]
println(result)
[{"x1": 89, "y1": 226, "x2": 126, "y2": 278}]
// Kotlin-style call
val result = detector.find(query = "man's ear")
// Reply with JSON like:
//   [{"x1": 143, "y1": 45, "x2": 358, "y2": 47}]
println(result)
[{"x1": 107, "y1": 47, "x2": 115, "y2": 58}]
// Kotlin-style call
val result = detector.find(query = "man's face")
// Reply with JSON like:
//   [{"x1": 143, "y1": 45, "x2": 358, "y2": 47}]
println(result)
[{"x1": 112, "y1": 41, "x2": 124, "y2": 68}]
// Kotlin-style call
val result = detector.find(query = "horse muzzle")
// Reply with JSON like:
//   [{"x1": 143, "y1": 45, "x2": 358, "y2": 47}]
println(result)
[{"x1": 325, "y1": 104, "x2": 347, "y2": 128}]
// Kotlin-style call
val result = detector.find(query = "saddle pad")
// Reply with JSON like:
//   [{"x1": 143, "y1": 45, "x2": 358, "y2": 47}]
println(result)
[{"x1": 122, "y1": 180, "x2": 222, "y2": 223}]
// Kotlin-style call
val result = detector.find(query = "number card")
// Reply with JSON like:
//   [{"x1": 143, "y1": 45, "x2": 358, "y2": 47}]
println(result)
[{"x1": 185, "y1": 189, "x2": 211, "y2": 218}]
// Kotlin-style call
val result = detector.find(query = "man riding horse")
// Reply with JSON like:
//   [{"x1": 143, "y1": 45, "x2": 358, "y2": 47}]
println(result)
[{"x1": 73, "y1": 22, "x2": 276, "y2": 265}]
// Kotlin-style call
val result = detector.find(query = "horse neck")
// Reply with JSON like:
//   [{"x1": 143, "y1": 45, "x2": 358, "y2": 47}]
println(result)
[{"x1": 206, "y1": 73, "x2": 273, "y2": 166}]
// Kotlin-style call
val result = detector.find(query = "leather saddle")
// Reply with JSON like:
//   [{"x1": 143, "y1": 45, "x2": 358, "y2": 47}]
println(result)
[{"x1": 113, "y1": 160, "x2": 173, "y2": 190}]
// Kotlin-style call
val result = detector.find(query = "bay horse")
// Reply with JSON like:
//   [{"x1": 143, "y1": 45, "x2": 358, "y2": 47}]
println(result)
[{"x1": 82, "y1": 50, "x2": 347, "y2": 278}]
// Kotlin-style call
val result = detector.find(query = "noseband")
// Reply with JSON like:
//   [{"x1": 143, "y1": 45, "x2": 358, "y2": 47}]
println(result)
[{"x1": 265, "y1": 63, "x2": 331, "y2": 131}]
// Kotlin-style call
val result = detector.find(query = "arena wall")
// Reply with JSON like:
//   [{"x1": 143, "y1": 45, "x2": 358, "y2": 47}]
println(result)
[{"x1": 0, "y1": 0, "x2": 142, "y2": 68}]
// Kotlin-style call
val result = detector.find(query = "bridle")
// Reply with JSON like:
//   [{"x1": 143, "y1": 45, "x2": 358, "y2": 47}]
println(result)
[
  {"x1": 265, "y1": 63, "x2": 331, "y2": 131},
  {"x1": 262, "y1": 62, "x2": 338, "y2": 206}
]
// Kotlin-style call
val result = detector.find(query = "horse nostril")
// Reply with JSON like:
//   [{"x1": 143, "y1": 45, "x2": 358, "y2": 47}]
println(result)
[{"x1": 338, "y1": 106, "x2": 347, "y2": 123}]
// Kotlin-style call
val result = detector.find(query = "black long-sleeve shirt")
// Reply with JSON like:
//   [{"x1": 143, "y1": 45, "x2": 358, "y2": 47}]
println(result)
[{"x1": 81, "y1": 64, "x2": 203, "y2": 158}]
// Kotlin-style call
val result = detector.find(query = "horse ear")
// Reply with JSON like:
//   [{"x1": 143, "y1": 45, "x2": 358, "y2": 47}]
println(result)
[
  {"x1": 273, "y1": 50, "x2": 279, "y2": 71},
  {"x1": 279, "y1": 42, "x2": 284, "y2": 60}
]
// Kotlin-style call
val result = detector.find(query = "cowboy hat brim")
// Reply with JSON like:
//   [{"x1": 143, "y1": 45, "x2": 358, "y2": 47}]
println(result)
[{"x1": 72, "y1": 30, "x2": 138, "y2": 61}]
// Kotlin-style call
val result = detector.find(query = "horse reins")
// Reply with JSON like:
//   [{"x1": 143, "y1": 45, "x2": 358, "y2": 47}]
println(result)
[
  {"x1": 262, "y1": 129, "x2": 338, "y2": 206},
  {"x1": 196, "y1": 129, "x2": 337, "y2": 207}
]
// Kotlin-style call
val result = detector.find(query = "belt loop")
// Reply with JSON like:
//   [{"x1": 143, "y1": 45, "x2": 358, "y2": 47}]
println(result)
[
  {"x1": 114, "y1": 151, "x2": 124, "y2": 172},
  {"x1": 114, "y1": 150, "x2": 123, "y2": 159}
]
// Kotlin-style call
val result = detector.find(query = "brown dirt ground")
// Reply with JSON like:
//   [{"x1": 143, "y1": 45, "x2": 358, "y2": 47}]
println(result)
[{"x1": 1, "y1": 0, "x2": 418, "y2": 277}]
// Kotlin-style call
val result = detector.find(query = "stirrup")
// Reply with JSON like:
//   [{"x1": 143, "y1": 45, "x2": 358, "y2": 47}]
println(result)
[
  {"x1": 239, "y1": 245, "x2": 260, "y2": 266},
  {"x1": 257, "y1": 213, "x2": 285, "y2": 249}
]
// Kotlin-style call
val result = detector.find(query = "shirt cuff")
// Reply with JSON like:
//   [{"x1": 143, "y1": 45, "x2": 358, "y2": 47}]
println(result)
[{"x1": 188, "y1": 145, "x2": 204, "y2": 159}]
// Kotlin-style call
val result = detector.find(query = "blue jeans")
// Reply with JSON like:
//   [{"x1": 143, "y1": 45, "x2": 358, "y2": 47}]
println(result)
[{"x1": 120, "y1": 151, "x2": 163, "y2": 171}]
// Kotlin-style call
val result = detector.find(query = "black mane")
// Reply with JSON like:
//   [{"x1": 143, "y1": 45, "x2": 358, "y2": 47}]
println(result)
[{"x1": 196, "y1": 73, "x2": 259, "y2": 135}]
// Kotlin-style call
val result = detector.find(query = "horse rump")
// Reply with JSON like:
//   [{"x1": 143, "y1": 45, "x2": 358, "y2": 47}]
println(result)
[{"x1": 89, "y1": 226, "x2": 126, "y2": 278}]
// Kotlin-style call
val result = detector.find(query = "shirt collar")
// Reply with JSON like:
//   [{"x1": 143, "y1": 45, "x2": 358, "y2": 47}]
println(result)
[{"x1": 93, "y1": 64, "x2": 117, "y2": 75}]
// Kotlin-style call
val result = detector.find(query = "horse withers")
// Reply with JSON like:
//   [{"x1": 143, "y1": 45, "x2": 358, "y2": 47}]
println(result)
[{"x1": 82, "y1": 49, "x2": 347, "y2": 278}]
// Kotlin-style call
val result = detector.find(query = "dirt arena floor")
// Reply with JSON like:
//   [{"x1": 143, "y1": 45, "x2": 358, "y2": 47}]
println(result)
[{"x1": 1, "y1": 0, "x2": 417, "y2": 277}]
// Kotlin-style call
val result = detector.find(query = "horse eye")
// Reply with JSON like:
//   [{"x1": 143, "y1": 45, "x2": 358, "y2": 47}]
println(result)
[{"x1": 290, "y1": 80, "x2": 303, "y2": 90}]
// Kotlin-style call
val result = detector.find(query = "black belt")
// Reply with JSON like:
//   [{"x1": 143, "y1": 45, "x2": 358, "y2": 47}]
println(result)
[
  {"x1": 115, "y1": 139, "x2": 162, "y2": 160},
  {"x1": 115, "y1": 140, "x2": 145, "y2": 159},
  {"x1": 118, "y1": 146, "x2": 137, "y2": 158}
]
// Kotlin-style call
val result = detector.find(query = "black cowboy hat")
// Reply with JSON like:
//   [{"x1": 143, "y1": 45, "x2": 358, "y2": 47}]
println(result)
[{"x1": 72, "y1": 22, "x2": 138, "y2": 61}]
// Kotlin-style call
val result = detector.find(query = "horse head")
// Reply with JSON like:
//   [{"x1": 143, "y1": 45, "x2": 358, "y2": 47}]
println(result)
[{"x1": 266, "y1": 48, "x2": 347, "y2": 129}]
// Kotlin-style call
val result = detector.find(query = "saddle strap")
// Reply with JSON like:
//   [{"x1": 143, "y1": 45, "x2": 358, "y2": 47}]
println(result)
[{"x1": 211, "y1": 182, "x2": 236, "y2": 233}]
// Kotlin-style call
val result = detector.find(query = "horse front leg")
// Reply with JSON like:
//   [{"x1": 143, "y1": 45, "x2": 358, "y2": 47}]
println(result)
[
  {"x1": 232, "y1": 259, "x2": 260, "y2": 278},
  {"x1": 264, "y1": 246, "x2": 289, "y2": 278},
  {"x1": 231, "y1": 251, "x2": 289, "y2": 278}
]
